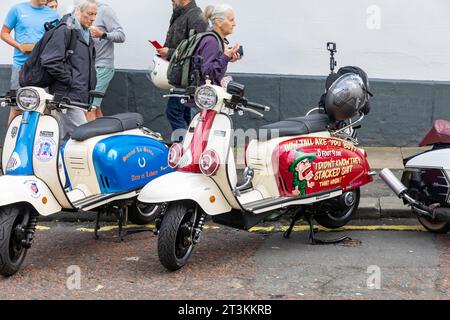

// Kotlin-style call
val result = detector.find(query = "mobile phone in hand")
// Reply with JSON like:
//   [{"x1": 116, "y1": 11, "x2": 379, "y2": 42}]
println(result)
[
  {"x1": 237, "y1": 45, "x2": 244, "y2": 57},
  {"x1": 149, "y1": 40, "x2": 163, "y2": 49}
]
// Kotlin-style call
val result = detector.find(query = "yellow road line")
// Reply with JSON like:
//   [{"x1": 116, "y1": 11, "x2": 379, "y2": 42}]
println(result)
[
  {"x1": 35, "y1": 224, "x2": 426, "y2": 233},
  {"x1": 75, "y1": 224, "x2": 426, "y2": 233},
  {"x1": 248, "y1": 225, "x2": 427, "y2": 233}
]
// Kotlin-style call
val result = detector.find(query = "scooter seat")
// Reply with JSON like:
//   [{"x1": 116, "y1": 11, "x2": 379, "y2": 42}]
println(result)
[
  {"x1": 71, "y1": 113, "x2": 144, "y2": 141},
  {"x1": 420, "y1": 120, "x2": 450, "y2": 146},
  {"x1": 258, "y1": 113, "x2": 331, "y2": 141}
]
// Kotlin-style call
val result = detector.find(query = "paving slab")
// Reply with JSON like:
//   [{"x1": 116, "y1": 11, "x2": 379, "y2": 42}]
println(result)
[
  {"x1": 380, "y1": 196, "x2": 413, "y2": 219},
  {"x1": 364, "y1": 147, "x2": 404, "y2": 170}
]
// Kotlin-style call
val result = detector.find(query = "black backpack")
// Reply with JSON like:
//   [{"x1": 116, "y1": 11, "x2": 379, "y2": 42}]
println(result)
[
  {"x1": 19, "y1": 16, "x2": 77, "y2": 88},
  {"x1": 167, "y1": 31, "x2": 223, "y2": 88}
]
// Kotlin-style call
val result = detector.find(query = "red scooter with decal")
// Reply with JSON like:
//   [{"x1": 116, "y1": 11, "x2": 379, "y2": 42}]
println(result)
[{"x1": 138, "y1": 43, "x2": 376, "y2": 271}]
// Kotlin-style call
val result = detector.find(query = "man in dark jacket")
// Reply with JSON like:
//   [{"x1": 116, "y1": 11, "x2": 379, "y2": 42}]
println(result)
[
  {"x1": 40, "y1": 0, "x2": 97, "y2": 139},
  {"x1": 157, "y1": 0, "x2": 208, "y2": 142}
]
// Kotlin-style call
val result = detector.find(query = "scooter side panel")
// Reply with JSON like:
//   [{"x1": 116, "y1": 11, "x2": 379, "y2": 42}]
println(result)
[
  {"x1": 2, "y1": 115, "x2": 22, "y2": 173},
  {"x1": 92, "y1": 135, "x2": 172, "y2": 194},
  {"x1": 405, "y1": 149, "x2": 450, "y2": 170},
  {"x1": 138, "y1": 172, "x2": 232, "y2": 215},
  {"x1": 0, "y1": 175, "x2": 62, "y2": 216},
  {"x1": 274, "y1": 136, "x2": 373, "y2": 197},
  {"x1": 33, "y1": 115, "x2": 73, "y2": 209},
  {"x1": 246, "y1": 132, "x2": 332, "y2": 199}
]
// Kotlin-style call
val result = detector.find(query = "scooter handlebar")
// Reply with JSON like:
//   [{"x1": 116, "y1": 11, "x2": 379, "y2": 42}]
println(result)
[
  {"x1": 51, "y1": 97, "x2": 92, "y2": 111},
  {"x1": 67, "y1": 100, "x2": 91, "y2": 110},
  {"x1": 0, "y1": 95, "x2": 17, "y2": 108},
  {"x1": 247, "y1": 101, "x2": 270, "y2": 112},
  {"x1": 170, "y1": 88, "x2": 187, "y2": 95}
]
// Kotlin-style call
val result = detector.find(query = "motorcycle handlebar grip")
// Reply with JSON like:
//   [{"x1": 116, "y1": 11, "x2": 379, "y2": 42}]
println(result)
[
  {"x1": 247, "y1": 101, "x2": 270, "y2": 112},
  {"x1": 67, "y1": 100, "x2": 92, "y2": 110},
  {"x1": 170, "y1": 88, "x2": 187, "y2": 95}
]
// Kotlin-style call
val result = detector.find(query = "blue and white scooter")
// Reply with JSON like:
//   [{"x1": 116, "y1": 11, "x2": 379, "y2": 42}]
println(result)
[{"x1": 0, "y1": 87, "x2": 172, "y2": 276}]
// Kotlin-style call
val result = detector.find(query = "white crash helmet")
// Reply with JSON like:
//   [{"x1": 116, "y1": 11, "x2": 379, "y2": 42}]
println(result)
[
  {"x1": 325, "y1": 73, "x2": 369, "y2": 121},
  {"x1": 150, "y1": 56, "x2": 173, "y2": 90}
]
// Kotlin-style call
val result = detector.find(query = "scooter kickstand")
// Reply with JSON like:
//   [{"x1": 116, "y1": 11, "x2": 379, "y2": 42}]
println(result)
[
  {"x1": 307, "y1": 215, "x2": 352, "y2": 245},
  {"x1": 117, "y1": 206, "x2": 127, "y2": 242},
  {"x1": 94, "y1": 210, "x2": 101, "y2": 240},
  {"x1": 283, "y1": 208, "x2": 303, "y2": 239}
]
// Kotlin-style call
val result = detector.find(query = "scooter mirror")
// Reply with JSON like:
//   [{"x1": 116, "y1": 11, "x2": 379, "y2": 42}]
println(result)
[{"x1": 227, "y1": 81, "x2": 245, "y2": 97}]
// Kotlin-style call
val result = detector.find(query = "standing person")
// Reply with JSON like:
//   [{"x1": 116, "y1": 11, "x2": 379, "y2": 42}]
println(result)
[
  {"x1": 194, "y1": 4, "x2": 241, "y2": 86},
  {"x1": 0, "y1": 0, "x2": 59, "y2": 125},
  {"x1": 86, "y1": 1, "x2": 126, "y2": 121},
  {"x1": 158, "y1": 0, "x2": 208, "y2": 141},
  {"x1": 40, "y1": 0, "x2": 97, "y2": 139},
  {"x1": 46, "y1": 0, "x2": 58, "y2": 10}
]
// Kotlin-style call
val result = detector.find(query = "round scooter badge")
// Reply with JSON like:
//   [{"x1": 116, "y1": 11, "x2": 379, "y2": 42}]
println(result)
[{"x1": 34, "y1": 137, "x2": 57, "y2": 162}]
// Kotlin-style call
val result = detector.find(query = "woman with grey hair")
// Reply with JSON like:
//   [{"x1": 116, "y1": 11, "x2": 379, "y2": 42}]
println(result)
[{"x1": 190, "y1": 4, "x2": 241, "y2": 86}]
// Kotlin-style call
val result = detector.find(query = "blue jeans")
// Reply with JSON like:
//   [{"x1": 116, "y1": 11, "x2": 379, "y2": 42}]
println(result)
[{"x1": 166, "y1": 97, "x2": 191, "y2": 142}]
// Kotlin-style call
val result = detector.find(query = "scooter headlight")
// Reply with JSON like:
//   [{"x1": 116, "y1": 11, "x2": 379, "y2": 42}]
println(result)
[
  {"x1": 199, "y1": 150, "x2": 220, "y2": 176},
  {"x1": 195, "y1": 86, "x2": 218, "y2": 110},
  {"x1": 168, "y1": 143, "x2": 184, "y2": 168},
  {"x1": 17, "y1": 88, "x2": 40, "y2": 111}
]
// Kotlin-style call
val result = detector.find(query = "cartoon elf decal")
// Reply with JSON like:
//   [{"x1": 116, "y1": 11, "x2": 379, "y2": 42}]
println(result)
[{"x1": 288, "y1": 150, "x2": 316, "y2": 196}]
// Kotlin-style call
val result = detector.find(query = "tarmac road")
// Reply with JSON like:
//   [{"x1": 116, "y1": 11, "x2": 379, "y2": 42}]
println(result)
[{"x1": 0, "y1": 219, "x2": 449, "y2": 300}]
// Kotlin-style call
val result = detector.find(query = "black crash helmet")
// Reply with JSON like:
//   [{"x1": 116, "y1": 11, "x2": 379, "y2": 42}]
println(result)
[{"x1": 325, "y1": 72, "x2": 371, "y2": 121}]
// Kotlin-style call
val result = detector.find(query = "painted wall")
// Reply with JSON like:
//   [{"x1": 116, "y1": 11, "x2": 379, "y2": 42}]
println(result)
[
  {"x1": 1, "y1": 66, "x2": 450, "y2": 148},
  {"x1": 0, "y1": 0, "x2": 449, "y2": 81}
]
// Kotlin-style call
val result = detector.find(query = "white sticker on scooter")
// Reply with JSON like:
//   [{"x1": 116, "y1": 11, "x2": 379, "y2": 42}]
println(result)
[
  {"x1": 24, "y1": 180, "x2": 41, "y2": 199},
  {"x1": 6, "y1": 152, "x2": 21, "y2": 171},
  {"x1": 178, "y1": 151, "x2": 193, "y2": 168},
  {"x1": 34, "y1": 137, "x2": 56, "y2": 162}
]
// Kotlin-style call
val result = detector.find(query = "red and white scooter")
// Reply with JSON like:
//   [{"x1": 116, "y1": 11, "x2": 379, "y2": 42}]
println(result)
[{"x1": 139, "y1": 47, "x2": 375, "y2": 271}]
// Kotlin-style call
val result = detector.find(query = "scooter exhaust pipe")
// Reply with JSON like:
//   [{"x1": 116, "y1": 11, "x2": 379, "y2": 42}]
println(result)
[
  {"x1": 379, "y1": 169, "x2": 408, "y2": 197},
  {"x1": 379, "y1": 169, "x2": 450, "y2": 223}
]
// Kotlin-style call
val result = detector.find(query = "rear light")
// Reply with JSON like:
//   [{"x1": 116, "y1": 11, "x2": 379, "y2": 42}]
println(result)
[
  {"x1": 199, "y1": 150, "x2": 220, "y2": 176},
  {"x1": 168, "y1": 143, "x2": 184, "y2": 168}
]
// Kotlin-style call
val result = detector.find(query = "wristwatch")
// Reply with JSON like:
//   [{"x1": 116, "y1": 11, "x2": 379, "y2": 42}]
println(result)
[{"x1": 101, "y1": 32, "x2": 108, "y2": 40}]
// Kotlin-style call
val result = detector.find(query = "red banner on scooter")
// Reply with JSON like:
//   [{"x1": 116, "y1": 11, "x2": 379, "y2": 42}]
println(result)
[{"x1": 273, "y1": 137, "x2": 373, "y2": 197}]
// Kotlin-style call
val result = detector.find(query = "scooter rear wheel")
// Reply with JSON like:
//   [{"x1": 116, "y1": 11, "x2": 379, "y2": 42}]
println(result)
[
  {"x1": 128, "y1": 202, "x2": 161, "y2": 225},
  {"x1": 0, "y1": 205, "x2": 30, "y2": 277},
  {"x1": 158, "y1": 202, "x2": 196, "y2": 271},
  {"x1": 314, "y1": 188, "x2": 360, "y2": 229},
  {"x1": 418, "y1": 216, "x2": 450, "y2": 234}
]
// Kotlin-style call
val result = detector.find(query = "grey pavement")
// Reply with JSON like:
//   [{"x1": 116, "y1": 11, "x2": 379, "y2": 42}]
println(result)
[
  {"x1": 0, "y1": 220, "x2": 448, "y2": 300},
  {"x1": 252, "y1": 230, "x2": 448, "y2": 299}
]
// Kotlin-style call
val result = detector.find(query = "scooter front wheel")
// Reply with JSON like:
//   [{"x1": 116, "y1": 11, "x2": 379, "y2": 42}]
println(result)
[
  {"x1": 158, "y1": 201, "x2": 196, "y2": 271},
  {"x1": 0, "y1": 205, "x2": 30, "y2": 277}
]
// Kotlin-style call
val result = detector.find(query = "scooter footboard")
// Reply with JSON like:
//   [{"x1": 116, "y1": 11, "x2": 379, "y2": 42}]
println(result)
[
  {"x1": 0, "y1": 175, "x2": 62, "y2": 216},
  {"x1": 138, "y1": 172, "x2": 232, "y2": 215}
]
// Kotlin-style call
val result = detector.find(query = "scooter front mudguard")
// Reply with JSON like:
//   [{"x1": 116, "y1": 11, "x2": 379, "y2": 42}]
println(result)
[
  {"x1": 138, "y1": 172, "x2": 232, "y2": 215},
  {"x1": 0, "y1": 175, "x2": 62, "y2": 216}
]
